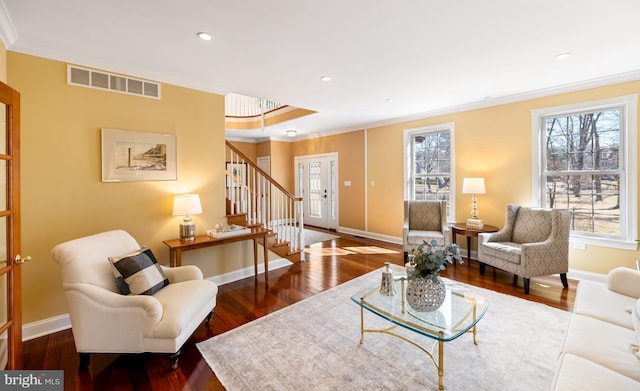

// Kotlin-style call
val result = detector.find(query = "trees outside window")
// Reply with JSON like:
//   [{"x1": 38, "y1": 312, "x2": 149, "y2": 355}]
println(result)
[
  {"x1": 532, "y1": 95, "x2": 637, "y2": 249},
  {"x1": 404, "y1": 123, "x2": 455, "y2": 220}
]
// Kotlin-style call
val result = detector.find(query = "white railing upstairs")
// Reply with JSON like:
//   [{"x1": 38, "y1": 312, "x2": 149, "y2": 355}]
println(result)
[
  {"x1": 225, "y1": 141, "x2": 305, "y2": 259},
  {"x1": 225, "y1": 93, "x2": 284, "y2": 118}
]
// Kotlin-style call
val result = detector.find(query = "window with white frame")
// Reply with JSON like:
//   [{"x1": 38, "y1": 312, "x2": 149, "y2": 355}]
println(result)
[
  {"x1": 531, "y1": 94, "x2": 637, "y2": 249},
  {"x1": 404, "y1": 123, "x2": 455, "y2": 220}
]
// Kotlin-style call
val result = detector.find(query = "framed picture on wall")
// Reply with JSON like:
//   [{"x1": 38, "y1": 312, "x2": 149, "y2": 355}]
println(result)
[
  {"x1": 226, "y1": 162, "x2": 247, "y2": 188},
  {"x1": 101, "y1": 128, "x2": 177, "y2": 182}
]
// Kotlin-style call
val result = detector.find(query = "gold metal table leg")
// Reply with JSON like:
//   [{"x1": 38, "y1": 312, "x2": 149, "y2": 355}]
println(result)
[
  {"x1": 359, "y1": 303, "x2": 365, "y2": 344},
  {"x1": 438, "y1": 331, "x2": 444, "y2": 390},
  {"x1": 472, "y1": 298, "x2": 478, "y2": 345}
]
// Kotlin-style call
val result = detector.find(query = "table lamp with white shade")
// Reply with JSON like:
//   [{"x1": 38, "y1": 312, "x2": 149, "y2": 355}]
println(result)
[
  {"x1": 462, "y1": 178, "x2": 486, "y2": 230},
  {"x1": 172, "y1": 194, "x2": 203, "y2": 241}
]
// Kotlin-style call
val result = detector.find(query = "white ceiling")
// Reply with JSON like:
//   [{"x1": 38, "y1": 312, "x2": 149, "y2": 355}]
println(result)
[{"x1": 2, "y1": 0, "x2": 640, "y2": 141}]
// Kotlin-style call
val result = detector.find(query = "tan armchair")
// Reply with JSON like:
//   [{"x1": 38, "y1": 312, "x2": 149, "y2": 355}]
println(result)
[
  {"x1": 51, "y1": 230, "x2": 218, "y2": 369},
  {"x1": 478, "y1": 204, "x2": 570, "y2": 294},
  {"x1": 403, "y1": 200, "x2": 449, "y2": 262}
]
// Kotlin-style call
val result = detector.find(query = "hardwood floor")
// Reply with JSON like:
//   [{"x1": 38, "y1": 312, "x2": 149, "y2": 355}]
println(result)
[{"x1": 23, "y1": 230, "x2": 576, "y2": 390}]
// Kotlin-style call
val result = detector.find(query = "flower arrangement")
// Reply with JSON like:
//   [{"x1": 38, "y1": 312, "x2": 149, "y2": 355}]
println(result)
[{"x1": 408, "y1": 239, "x2": 463, "y2": 276}]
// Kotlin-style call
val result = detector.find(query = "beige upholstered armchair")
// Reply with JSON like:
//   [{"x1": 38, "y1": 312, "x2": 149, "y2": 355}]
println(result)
[
  {"x1": 478, "y1": 204, "x2": 570, "y2": 294},
  {"x1": 51, "y1": 230, "x2": 218, "y2": 369},
  {"x1": 403, "y1": 200, "x2": 449, "y2": 262}
]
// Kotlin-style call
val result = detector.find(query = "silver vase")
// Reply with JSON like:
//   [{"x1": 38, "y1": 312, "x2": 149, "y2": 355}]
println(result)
[
  {"x1": 405, "y1": 273, "x2": 446, "y2": 312},
  {"x1": 379, "y1": 262, "x2": 396, "y2": 296}
]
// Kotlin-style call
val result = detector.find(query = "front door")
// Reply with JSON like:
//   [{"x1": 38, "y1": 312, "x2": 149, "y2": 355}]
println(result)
[
  {"x1": 0, "y1": 81, "x2": 22, "y2": 369},
  {"x1": 295, "y1": 153, "x2": 338, "y2": 229}
]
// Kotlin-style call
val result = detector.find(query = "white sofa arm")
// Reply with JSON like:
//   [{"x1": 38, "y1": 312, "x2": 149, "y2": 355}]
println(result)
[
  {"x1": 64, "y1": 282, "x2": 163, "y2": 319},
  {"x1": 63, "y1": 282, "x2": 163, "y2": 352},
  {"x1": 606, "y1": 267, "x2": 640, "y2": 299},
  {"x1": 161, "y1": 265, "x2": 203, "y2": 283}
]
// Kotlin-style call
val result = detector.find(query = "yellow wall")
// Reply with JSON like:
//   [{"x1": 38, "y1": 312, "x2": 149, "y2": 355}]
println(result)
[
  {"x1": 227, "y1": 141, "x2": 257, "y2": 163},
  {"x1": 270, "y1": 141, "x2": 293, "y2": 192},
  {"x1": 8, "y1": 53, "x2": 260, "y2": 324},
  {"x1": 256, "y1": 141, "x2": 270, "y2": 162},
  {"x1": 364, "y1": 81, "x2": 640, "y2": 275},
  {"x1": 0, "y1": 40, "x2": 6, "y2": 82},
  {"x1": 292, "y1": 131, "x2": 366, "y2": 230}
]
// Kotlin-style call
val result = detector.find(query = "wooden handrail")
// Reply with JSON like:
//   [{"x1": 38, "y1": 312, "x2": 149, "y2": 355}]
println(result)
[
  {"x1": 225, "y1": 105, "x2": 291, "y2": 119},
  {"x1": 225, "y1": 140, "x2": 302, "y2": 201},
  {"x1": 225, "y1": 140, "x2": 305, "y2": 260}
]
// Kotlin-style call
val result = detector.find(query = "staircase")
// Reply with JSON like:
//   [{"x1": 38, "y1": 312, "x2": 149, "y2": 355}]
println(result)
[{"x1": 225, "y1": 140, "x2": 305, "y2": 262}]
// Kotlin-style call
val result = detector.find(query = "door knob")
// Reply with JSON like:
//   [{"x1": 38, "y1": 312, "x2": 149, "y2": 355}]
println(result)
[{"x1": 15, "y1": 254, "x2": 31, "y2": 264}]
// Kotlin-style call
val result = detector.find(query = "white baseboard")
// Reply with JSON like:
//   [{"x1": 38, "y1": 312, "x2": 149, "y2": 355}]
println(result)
[
  {"x1": 23, "y1": 314, "x2": 71, "y2": 342},
  {"x1": 207, "y1": 257, "x2": 293, "y2": 286},
  {"x1": 567, "y1": 268, "x2": 606, "y2": 283},
  {"x1": 22, "y1": 258, "x2": 294, "y2": 341},
  {"x1": 337, "y1": 226, "x2": 402, "y2": 245}
]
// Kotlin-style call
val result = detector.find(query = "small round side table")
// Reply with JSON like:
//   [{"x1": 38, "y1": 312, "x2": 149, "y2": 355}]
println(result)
[{"x1": 450, "y1": 223, "x2": 499, "y2": 262}]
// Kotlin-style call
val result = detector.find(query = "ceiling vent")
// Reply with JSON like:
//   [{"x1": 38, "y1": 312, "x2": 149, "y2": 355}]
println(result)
[{"x1": 67, "y1": 65, "x2": 161, "y2": 99}]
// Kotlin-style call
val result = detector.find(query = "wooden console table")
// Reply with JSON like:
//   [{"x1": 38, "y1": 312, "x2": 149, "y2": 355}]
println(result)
[{"x1": 163, "y1": 227, "x2": 271, "y2": 282}]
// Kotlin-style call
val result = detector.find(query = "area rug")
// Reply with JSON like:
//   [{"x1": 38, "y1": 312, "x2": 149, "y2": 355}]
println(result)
[{"x1": 197, "y1": 266, "x2": 570, "y2": 390}]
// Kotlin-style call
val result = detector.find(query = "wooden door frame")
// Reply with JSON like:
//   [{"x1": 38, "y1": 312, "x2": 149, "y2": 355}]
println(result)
[{"x1": 0, "y1": 81, "x2": 22, "y2": 369}]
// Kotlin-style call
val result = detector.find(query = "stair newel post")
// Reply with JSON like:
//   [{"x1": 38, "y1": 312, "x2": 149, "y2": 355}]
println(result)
[{"x1": 298, "y1": 198, "x2": 305, "y2": 261}]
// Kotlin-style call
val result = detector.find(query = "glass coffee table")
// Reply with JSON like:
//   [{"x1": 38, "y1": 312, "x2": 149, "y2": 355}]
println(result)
[{"x1": 351, "y1": 270, "x2": 489, "y2": 390}]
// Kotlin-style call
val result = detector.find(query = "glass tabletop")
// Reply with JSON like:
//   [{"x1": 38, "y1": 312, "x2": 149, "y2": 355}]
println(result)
[{"x1": 351, "y1": 270, "x2": 489, "y2": 342}]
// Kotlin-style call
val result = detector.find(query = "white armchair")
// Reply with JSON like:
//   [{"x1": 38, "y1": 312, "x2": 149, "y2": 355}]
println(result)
[
  {"x1": 403, "y1": 200, "x2": 449, "y2": 262},
  {"x1": 51, "y1": 230, "x2": 218, "y2": 369},
  {"x1": 478, "y1": 204, "x2": 570, "y2": 294}
]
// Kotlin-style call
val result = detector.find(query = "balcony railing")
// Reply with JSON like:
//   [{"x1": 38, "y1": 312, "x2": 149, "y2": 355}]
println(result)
[{"x1": 225, "y1": 93, "x2": 284, "y2": 118}]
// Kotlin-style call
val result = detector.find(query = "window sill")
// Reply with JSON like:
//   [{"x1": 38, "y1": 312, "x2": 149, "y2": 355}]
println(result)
[{"x1": 570, "y1": 234, "x2": 638, "y2": 251}]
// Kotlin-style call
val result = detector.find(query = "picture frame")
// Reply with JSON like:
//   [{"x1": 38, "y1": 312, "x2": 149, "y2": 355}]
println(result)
[
  {"x1": 226, "y1": 162, "x2": 247, "y2": 188},
  {"x1": 101, "y1": 128, "x2": 177, "y2": 182}
]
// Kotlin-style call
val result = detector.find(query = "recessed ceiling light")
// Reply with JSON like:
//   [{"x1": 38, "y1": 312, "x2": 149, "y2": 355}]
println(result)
[
  {"x1": 320, "y1": 75, "x2": 332, "y2": 82},
  {"x1": 555, "y1": 52, "x2": 571, "y2": 60},
  {"x1": 197, "y1": 32, "x2": 213, "y2": 41},
  {"x1": 386, "y1": 98, "x2": 395, "y2": 103}
]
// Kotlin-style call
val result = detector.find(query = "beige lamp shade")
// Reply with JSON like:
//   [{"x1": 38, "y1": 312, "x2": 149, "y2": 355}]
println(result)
[
  {"x1": 462, "y1": 178, "x2": 486, "y2": 194},
  {"x1": 172, "y1": 194, "x2": 203, "y2": 216},
  {"x1": 172, "y1": 194, "x2": 202, "y2": 241}
]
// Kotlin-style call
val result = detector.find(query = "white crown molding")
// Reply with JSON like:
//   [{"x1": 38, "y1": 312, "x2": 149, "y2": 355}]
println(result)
[
  {"x1": 0, "y1": 0, "x2": 18, "y2": 48},
  {"x1": 228, "y1": 69, "x2": 640, "y2": 144},
  {"x1": 357, "y1": 69, "x2": 640, "y2": 131}
]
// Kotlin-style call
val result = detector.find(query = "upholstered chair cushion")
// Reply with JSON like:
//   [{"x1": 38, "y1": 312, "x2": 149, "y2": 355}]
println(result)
[
  {"x1": 574, "y1": 279, "x2": 637, "y2": 330},
  {"x1": 512, "y1": 208, "x2": 552, "y2": 244},
  {"x1": 562, "y1": 314, "x2": 640, "y2": 382},
  {"x1": 403, "y1": 200, "x2": 449, "y2": 256},
  {"x1": 408, "y1": 201, "x2": 442, "y2": 231},
  {"x1": 480, "y1": 241, "x2": 522, "y2": 265}
]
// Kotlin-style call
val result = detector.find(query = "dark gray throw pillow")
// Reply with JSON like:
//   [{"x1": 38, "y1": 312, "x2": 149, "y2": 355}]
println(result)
[{"x1": 108, "y1": 247, "x2": 169, "y2": 295}]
